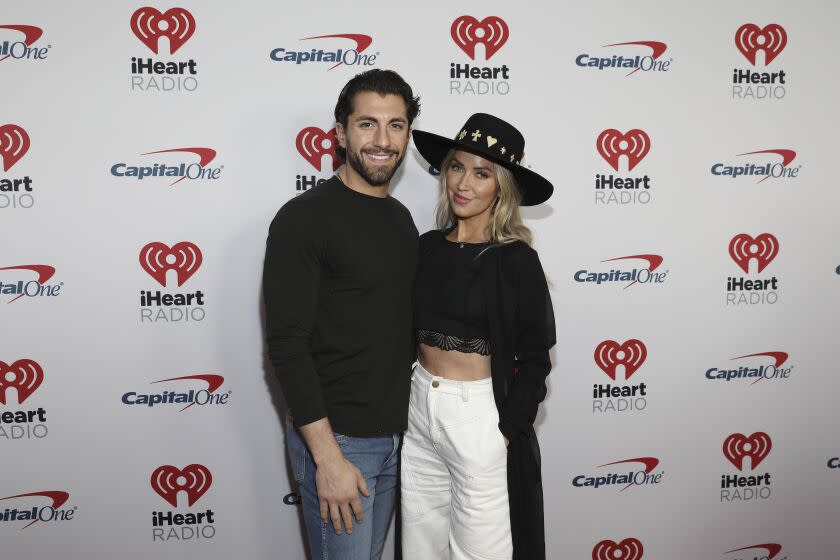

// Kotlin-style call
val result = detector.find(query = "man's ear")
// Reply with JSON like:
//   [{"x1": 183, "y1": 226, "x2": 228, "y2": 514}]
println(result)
[{"x1": 335, "y1": 122, "x2": 346, "y2": 149}]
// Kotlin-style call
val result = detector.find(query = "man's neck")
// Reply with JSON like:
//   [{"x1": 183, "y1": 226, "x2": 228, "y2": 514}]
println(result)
[{"x1": 337, "y1": 166, "x2": 389, "y2": 198}]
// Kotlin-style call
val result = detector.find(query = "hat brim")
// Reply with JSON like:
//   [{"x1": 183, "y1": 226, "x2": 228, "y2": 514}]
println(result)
[{"x1": 412, "y1": 129, "x2": 553, "y2": 206}]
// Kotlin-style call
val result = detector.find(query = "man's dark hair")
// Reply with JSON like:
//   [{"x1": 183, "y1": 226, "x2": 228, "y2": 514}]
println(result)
[{"x1": 334, "y1": 69, "x2": 421, "y2": 160}]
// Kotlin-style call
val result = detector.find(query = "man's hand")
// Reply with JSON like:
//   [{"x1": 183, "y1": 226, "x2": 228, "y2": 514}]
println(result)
[
  {"x1": 298, "y1": 418, "x2": 369, "y2": 535},
  {"x1": 315, "y1": 452, "x2": 370, "y2": 534}
]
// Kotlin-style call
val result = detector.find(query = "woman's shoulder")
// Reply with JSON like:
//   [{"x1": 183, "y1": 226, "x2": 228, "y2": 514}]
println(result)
[
  {"x1": 494, "y1": 240, "x2": 546, "y2": 279},
  {"x1": 496, "y1": 239, "x2": 538, "y2": 259}
]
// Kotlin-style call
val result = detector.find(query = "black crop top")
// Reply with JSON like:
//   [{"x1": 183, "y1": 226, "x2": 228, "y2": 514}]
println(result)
[{"x1": 413, "y1": 230, "x2": 491, "y2": 355}]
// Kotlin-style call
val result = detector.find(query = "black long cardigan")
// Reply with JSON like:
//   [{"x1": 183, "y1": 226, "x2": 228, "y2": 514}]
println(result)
[{"x1": 480, "y1": 239, "x2": 556, "y2": 560}]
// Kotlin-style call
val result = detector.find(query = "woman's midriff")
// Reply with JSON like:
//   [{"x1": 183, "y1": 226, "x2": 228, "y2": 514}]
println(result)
[{"x1": 418, "y1": 342, "x2": 492, "y2": 381}]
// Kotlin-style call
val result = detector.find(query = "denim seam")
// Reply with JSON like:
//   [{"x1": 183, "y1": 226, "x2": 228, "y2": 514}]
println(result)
[{"x1": 320, "y1": 519, "x2": 328, "y2": 560}]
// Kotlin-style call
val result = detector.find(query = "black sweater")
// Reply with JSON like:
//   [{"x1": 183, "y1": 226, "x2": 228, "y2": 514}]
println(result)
[{"x1": 262, "y1": 177, "x2": 418, "y2": 436}]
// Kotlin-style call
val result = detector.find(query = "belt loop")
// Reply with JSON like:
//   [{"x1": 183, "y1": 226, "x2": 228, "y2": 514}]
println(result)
[{"x1": 461, "y1": 382, "x2": 468, "y2": 402}]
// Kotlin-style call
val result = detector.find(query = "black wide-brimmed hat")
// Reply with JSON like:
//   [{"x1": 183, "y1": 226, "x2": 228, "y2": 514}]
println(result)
[{"x1": 412, "y1": 113, "x2": 553, "y2": 206}]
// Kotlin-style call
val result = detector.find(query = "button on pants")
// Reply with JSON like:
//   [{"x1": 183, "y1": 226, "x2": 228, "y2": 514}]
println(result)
[{"x1": 401, "y1": 363, "x2": 512, "y2": 560}]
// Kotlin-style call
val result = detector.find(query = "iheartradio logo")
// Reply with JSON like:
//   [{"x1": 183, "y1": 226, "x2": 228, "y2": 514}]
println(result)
[
  {"x1": 0, "y1": 124, "x2": 30, "y2": 172},
  {"x1": 0, "y1": 359, "x2": 43, "y2": 405},
  {"x1": 735, "y1": 24, "x2": 787, "y2": 66},
  {"x1": 130, "y1": 7, "x2": 196, "y2": 55},
  {"x1": 451, "y1": 16, "x2": 509, "y2": 60},
  {"x1": 296, "y1": 127, "x2": 338, "y2": 172},
  {"x1": 723, "y1": 432, "x2": 772, "y2": 471},
  {"x1": 596, "y1": 129, "x2": 650, "y2": 172},
  {"x1": 151, "y1": 464, "x2": 212, "y2": 507},
  {"x1": 139, "y1": 242, "x2": 202, "y2": 287},
  {"x1": 729, "y1": 233, "x2": 778, "y2": 274},
  {"x1": 593, "y1": 538, "x2": 644, "y2": 560},
  {"x1": 594, "y1": 340, "x2": 647, "y2": 380}
]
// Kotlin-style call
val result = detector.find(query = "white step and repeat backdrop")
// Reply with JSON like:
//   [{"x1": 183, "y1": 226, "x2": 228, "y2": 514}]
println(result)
[{"x1": 3, "y1": 1, "x2": 839, "y2": 559}]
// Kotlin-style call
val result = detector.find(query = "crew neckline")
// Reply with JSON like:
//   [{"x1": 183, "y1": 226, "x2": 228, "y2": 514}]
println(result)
[
  {"x1": 333, "y1": 174, "x2": 391, "y2": 201},
  {"x1": 439, "y1": 229, "x2": 492, "y2": 246}
]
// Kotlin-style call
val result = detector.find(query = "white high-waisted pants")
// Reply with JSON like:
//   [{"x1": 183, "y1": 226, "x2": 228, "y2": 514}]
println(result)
[{"x1": 401, "y1": 363, "x2": 512, "y2": 560}]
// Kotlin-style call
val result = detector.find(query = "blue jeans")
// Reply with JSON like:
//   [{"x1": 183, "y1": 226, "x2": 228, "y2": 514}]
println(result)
[{"x1": 287, "y1": 423, "x2": 400, "y2": 560}]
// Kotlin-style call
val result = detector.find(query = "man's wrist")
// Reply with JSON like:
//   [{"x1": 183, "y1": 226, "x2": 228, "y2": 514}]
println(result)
[
  {"x1": 297, "y1": 417, "x2": 344, "y2": 467},
  {"x1": 311, "y1": 442, "x2": 343, "y2": 467}
]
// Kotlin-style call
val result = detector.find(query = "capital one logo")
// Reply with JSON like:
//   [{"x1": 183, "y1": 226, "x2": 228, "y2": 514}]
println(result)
[
  {"x1": 0, "y1": 25, "x2": 45, "y2": 63},
  {"x1": 573, "y1": 457, "x2": 661, "y2": 492},
  {"x1": 735, "y1": 24, "x2": 787, "y2": 66},
  {"x1": 723, "y1": 432, "x2": 772, "y2": 471},
  {"x1": 597, "y1": 129, "x2": 650, "y2": 171},
  {"x1": 734, "y1": 352, "x2": 789, "y2": 385},
  {"x1": 139, "y1": 242, "x2": 202, "y2": 288},
  {"x1": 122, "y1": 374, "x2": 228, "y2": 411},
  {"x1": 594, "y1": 340, "x2": 647, "y2": 380},
  {"x1": 451, "y1": 16, "x2": 509, "y2": 60},
  {"x1": 296, "y1": 127, "x2": 339, "y2": 172},
  {"x1": 712, "y1": 149, "x2": 798, "y2": 184},
  {"x1": 151, "y1": 464, "x2": 212, "y2": 507},
  {"x1": 0, "y1": 359, "x2": 43, "y2": 405},
  {"x1": 593, "y1": 538, "x2": 644, "y2": 560},
  {"x1": 0, "y1": 264, "x2": 59, "y2": 303},
  {"x1": 0, "y1": 491, "x2": 71, "y2": 529},
  {"x1": 729, "y1": 233, "x2": 778, "y2": 274},
  {"x1": 0, "y1": 124, "x2": 30, "y2": 171},
  {"x1": 130, "y1": 7, "x2": 196, "y2": 55},
  {"x1": 725, "y1": 544, "x2": 783, "y2": 559}
]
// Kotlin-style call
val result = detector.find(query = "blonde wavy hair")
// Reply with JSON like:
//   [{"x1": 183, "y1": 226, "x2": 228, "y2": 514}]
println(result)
[{"x1": 434, "y1": 149, "x2": 533, "y2": 247}]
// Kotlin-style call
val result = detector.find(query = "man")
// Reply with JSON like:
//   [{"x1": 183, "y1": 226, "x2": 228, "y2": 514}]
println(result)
[{"x1": 263, "y1": 69, "x2": 420, "y2": 559}]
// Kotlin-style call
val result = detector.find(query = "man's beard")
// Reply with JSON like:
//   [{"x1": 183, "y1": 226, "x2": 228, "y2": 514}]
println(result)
[{"x1": 345, "y1": 144, "x2": 405, "y2": 187}]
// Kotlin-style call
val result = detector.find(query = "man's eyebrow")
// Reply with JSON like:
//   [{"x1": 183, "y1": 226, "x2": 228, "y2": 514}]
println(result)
[{"x1": 351, "y1": 115, "x2": 408, "y2": 123}]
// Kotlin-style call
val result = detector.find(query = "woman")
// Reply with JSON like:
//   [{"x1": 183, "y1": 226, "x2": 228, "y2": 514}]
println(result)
[{"x1": 401, "y1": 113, "x2": 556, "y2": 560}]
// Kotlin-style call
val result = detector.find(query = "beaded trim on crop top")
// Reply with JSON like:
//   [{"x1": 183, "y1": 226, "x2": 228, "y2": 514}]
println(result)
[{"x1": 416, "y1": 329, "x2": 490, "y2": 356}]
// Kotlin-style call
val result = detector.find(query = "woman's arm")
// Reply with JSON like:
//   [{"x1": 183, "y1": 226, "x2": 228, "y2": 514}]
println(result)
[{"x1": 498, "y1": 247, "x2": 556, "y2": 439}]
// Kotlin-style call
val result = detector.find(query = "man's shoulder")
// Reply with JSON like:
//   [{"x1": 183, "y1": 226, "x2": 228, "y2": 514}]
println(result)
[
  {"x1": 285, "y1": 178, "x2": 338, "y2": 208},
  {"x1": 386, "y1": 194, "x2": 416, "y2": 219},
  {"x1": 419, "y1": 229, "x2": 443, "y2": 243},
  {"x1": 270, "y1": 179, "x2": 338, "y2": 227}
]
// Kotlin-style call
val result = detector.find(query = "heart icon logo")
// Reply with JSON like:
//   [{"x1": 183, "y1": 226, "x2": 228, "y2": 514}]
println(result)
[
  {"x1": 0, "y1": 124, "x2": 31, "y2": 171},
  {"x1": 728, "y1": 233, "x2": 779, "y2": 274},
  {"x1": 150, "y1": 464, "x2": 212, "y2": 507},
  {"x1": 723, "y1": 432, "x2": 773, "y2": 470},
  {"x1": 139, "y1": 241, "x2": 203, "y2": 287},
  {"x1": 451, "y1": 16, "x2": 509, "y2": 60},
  {"x1": 593, "y1": 538, "x2": 644, "y2": 560},
  {"x1": 296, "y1": 127, "x2": 339, "y2": 172},
  {"x1": 735, "y1": 23, "x2": 787, "y2": 66},
  {"x1": 0, "y1": 359, "x2": 44, "y2": 405},
  {"x1": 594, "y1": 339, "x2": 647, "y2": 380},
  {"x1": 130, "y1": 7, "x2": 197, "y2": 55}
]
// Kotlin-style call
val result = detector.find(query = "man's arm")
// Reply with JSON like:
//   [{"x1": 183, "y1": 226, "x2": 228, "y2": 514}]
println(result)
[
  {"x1": 298, "y1": 418, "x2": 369, "y2": 534},
  {"x1": 263, "y1": 204, "x2": 368, "y2": 534}
]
